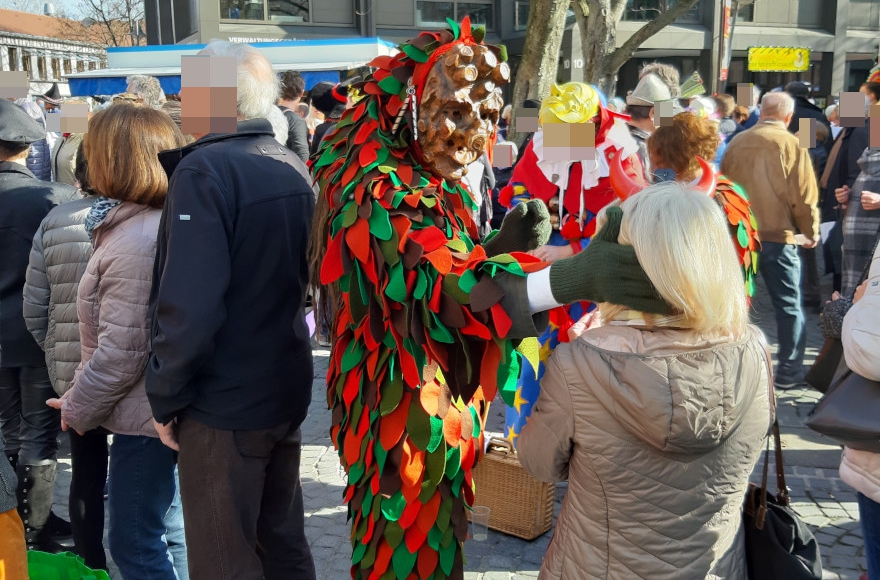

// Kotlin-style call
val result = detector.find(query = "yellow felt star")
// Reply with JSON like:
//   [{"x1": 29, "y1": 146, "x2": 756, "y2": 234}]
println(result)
[
  {"x1": 505, "y1": 425, "x2": 519, "y2": 446},
  {"x1": 539, "y1": 339, "x2": 553, "y2": 362},
  {"x1": 513, "y1": 388, "x2": 529, "y2": 415}
]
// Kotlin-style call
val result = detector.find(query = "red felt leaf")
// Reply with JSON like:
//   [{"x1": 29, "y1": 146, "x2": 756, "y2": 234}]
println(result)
[
  {"x1": 358, "y1": 141, "x2": 381, "y2": 167},
  {"x1": 460, "y1": 308, "x2": 492, "y2": 341},
  {"x1": 346, "y1": 218, "x2": 372, "y2": 264},
  {"x1": 409, "y1": 226, "x2": 447, "y2": 253},
  {"x1": 417, "y1": 543, "x2": 440, "y2": 578},
  {"x1": 379, "y1": 392, "x2": 411, "y2": 450},
  {"x1": 355, "y1": 119, "x2": 377, "y2": 145},
  {"x1": 344, "y1": 418, "x2": 362, "y2": 466},
  {"x1": 404, "y1": 524, "x2": 428, "y2": 554},
  {"x1": 396, "y1": 163, "x2": 413, "y2": 185},
  {"x1": 368, "y1": 55, "x2": 397, "y2": 69},
  {"x1": 490, "y1": 302, "x2": 513, "y2": 338},
  {"x1": 320, "y1": 232, "x2": 346, "y2": 284},
  {"x1": 416, "y1": 493, "x2": 441, "y2": 534},
  {"x1": 479, "y1": 342, "x2": 501, "y2": 400},
  {"x1": 398, "y1": 493, "x2": 422, "y2": 529}
]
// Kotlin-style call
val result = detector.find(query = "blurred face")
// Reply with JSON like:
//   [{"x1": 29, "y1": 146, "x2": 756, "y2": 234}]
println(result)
[{"x1": 860, "y1": 86, "x2": 878, "y2": 105}]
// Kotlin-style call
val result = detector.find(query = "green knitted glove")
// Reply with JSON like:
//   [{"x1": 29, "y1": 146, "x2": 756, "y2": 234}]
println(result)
[
  {"x1": 548, "y1": 206, "x2": 672, "y2": 314},
  {"x1": 483, "y1": 199, "x2": 551, "y2": 257}
]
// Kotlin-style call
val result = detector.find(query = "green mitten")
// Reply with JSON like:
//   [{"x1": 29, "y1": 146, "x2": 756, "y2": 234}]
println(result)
[
  {"x1": 483, "y1": 199, "x2": 551, "y2": 256},
  {"x1": 548, "y1": 206, "x2": 672, "y2": 314}
]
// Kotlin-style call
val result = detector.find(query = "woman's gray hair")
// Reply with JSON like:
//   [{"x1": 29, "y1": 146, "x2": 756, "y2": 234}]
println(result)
[
  {"x1": 198, "y1": 40, "x2": 280, "y2": 121},
  {"x1": 125, "y1": 75, "x2": 167, "y2": 109}
]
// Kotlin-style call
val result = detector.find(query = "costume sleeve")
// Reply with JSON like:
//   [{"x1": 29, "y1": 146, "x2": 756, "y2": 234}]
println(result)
[
  {"x1": 145, "y1": 168, "x2": 233, "y2": 424},
  {"x1": 64, "y1": 239, "x2": 153, "y2": 433},
  {"x1": 22, "y1": 222, "x2": 50, "y2": 350},
  {"x1": 517, "y1": 352, "x2": 574, "y2": 482}
]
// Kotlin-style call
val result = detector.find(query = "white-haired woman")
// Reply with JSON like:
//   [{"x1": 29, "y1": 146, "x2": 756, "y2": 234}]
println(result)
[{"x1": 518, "y1": 182, "x2": 773, "y2": 579}]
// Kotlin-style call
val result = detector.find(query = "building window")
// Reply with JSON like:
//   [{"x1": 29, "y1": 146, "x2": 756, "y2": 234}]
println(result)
[
  {"x1": 77, "y1": 60, "x2": 85, "y2": 72},
  {"x1": 514, "y1": 1, "x2": 528, "y2": 31},
  {"x1": 52, "y1": 58, "x2": 60, "y2": 79},
  {"x1": 37, "y1": 56, "x2": 46, "y2": 80},
  {"x1": 88, "y1": 61, "x2": 96, "y2": 70},
  {"x1": 622, "y1": 0, "x2": 701, "y2": 23},
  {"x1": 221, "y1": 0, "x2": 265, "y2": 20},
  {"x1": 22, "y1": 51, "x2": 31, "y2": 79},
  {"x1": 63, "y1": 59, "x2": 71, "y2": 74},
  {"x1": 7, "y1": 48, "x2": 17, "y2": 71},
  {"x1": 269, "y1": 0, "x2": 309, "y2": 22},
  {"x1": 735, "y1": 3, "x2": 754, "y2": 22},
  {"x1": 416, "y1": 1, "x2": 493, "y2": 30}
]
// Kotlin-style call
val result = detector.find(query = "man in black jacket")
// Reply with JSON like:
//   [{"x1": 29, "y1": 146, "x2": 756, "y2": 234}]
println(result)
[
  {"x1": 146, "y1": 41, "x2": 316, "y2": 580},
  {"x1": 0, "y1": 98, "x2": 77, "y2": 552},
  {"x1": 277, "y1": 70, "x2": 310, "y2": 163}
]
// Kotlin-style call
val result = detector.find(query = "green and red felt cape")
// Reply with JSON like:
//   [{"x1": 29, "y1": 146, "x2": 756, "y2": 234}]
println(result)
[{"x1": 312, "y1": 18, "x2": 542, "y2": 580}]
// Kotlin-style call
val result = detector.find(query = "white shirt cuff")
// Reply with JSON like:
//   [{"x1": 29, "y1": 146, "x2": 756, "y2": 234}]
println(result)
[{"x1": 527, "y1": 267, "x2": 563, "y2": 314}]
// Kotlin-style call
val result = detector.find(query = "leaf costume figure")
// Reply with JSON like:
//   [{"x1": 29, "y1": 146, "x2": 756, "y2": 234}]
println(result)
[
  {"x1": 497, "y1": 84, "x2": 646, "y2": 444},
  {"x1": 311, "y1": 18, "x2": 551, "y2": 580}
]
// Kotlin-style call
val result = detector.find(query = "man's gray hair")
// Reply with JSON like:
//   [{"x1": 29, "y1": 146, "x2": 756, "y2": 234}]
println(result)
[
  {"x1": 760, "y1": 92, "x2": 795, "y2": 120},
  {"x1": 125, "y1": 75, "x2": 167, "y2": 109},
  {"x1": 198, "y1": 40, "x2": 279, "y2": 121}
]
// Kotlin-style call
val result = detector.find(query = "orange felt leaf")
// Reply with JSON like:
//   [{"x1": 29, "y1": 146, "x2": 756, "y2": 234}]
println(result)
[
  {"x1": 344, "y1": 484, "x2": 356, "y2": 503},
  {"x1": 404, "y1": 524, "x2": 428, "y2": 554},
  {"x1": 401, "y1": 439, "x2": 426, "y2": 488},
  {"x1": 343, "y1": 419, "x2": 362, "y2": 466},
  {"x1": 415, "y1": 493, "x2": 441, "y2": 534},
  {"x1": 465, "y1": 244, "x2": 487, "y2": 268},
  {"x1": 443, "y1": 406, "x2": 462, "y2": 447},
  {"x1": 461, "y1": 436, "x2": 475, "y2": 470},
  {"x1": 398, "y1": 493, "x2": 422, "y2": 529},
  {"x1": 379, "y1": 392, "x2": 411, "y2": 450},
  {"x1": 346, "y1": 218, "x2": 371, "y2": 264},
  {"x1": 403, "y1": 191, "x2": 422, "y2": 208},
  {"x1": 396, "y1": 163, "x2": 413, "y2": 185},
  {"x1": 391, "y1": 216, "x2": 410, "y2": 253},
  {"x1": 479, "y1": 342, "x2": 501, "y2": 401},
  {"x1": 417, "y1": 544, "x2": 440, "y2": 579},
  {"x1": 425, "y1": 247, "x2": 452, "y2": 275},
  {"x1": 402, "y1": 474, "x2": 422, "y2": 504},
  {"x1": 419, "y1": 381, "x2": 441, "y2": 416},
  {"x1": 368, "y1": 54, "x2": 396, "y2": 69},
  {"x1": 373, "y1": 542, "x2": 394, "y2": 576}
]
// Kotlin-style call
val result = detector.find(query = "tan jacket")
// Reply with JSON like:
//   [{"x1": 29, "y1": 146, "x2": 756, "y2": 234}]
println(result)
[
  {"x1": 721, "y1": 119, "x2": 820, "y2": 244},
  {"x1": 62, "y1": 202, "x2": 160, "y2": 437},
  {"x1": 518, "y1": 325, "x2": 773, "y2": 580}
]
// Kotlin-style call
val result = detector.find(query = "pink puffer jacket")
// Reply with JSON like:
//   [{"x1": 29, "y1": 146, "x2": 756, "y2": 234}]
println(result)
[{"x1": 62, "y1": 202, "x2": 160, "y2": 437}]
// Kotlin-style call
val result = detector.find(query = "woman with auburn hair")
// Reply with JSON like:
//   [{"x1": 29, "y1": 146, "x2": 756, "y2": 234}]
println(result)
[
  {"x1": 644, "y1": 111, "x2": 760, "y2": 299},
  {"x1": 47, "y1": 103, "x2": 189, "y2": 580},
  {"x1": 518, "y1": 182, "x2": 772, "y2": 580}
]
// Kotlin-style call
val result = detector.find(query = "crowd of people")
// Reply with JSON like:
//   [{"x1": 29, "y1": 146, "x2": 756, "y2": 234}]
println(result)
[{"x1": 0, "y1": 17, "x2": 878, "y2": 580}]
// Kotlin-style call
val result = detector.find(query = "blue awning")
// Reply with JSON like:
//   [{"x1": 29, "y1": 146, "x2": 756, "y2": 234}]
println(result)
[{"x1": 67, "y1": 70, "x2": 340, "y2": 97}]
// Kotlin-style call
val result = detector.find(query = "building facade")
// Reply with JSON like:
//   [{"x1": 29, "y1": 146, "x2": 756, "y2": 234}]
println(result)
[
  {"x1": 0, "y1": 9, "x2": 106, "y2": 97},
  {"x1": 163, "y1": 0, "x2": 879, "y2": 100}
]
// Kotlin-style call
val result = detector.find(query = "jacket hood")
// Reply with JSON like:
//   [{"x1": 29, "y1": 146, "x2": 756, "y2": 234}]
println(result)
[
  {"x1": 157, "y1": 118, "x2": 275, "y2": 178},
  {"x1": 577, "y1": 325, "x2": 770, "y2": 454}
]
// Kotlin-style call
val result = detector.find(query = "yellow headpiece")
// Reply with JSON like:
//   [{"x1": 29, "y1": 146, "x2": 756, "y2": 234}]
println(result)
[{"x1": 539, "y1": 82, "x2": 600, "y2": 125}]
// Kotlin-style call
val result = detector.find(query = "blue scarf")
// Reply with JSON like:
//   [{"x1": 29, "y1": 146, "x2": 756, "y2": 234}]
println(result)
[{"x1": 84, "y1": 197, "x2": 122, "y2": 242}]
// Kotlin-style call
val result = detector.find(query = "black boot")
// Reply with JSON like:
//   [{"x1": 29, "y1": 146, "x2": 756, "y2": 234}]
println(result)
[{"x1": 17, "y1": 462, "x2": 66, "y2": 552}]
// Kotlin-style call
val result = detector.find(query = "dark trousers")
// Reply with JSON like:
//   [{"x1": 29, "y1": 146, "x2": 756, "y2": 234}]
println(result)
[
  {"x1": 760, "y1": 242, "x2": 807, "y2": 382},
  {"x1": 69, "y1": 429, "x2": 109, "y2": 570},
  {"x1": 799, "y1": 246, "x2": 821, "y2": 305},
  {"x1": 177, "y1": 416, "x2": 315, "y2": 580},
  {"x1": 0, "y1": 366, "x2": 59, "y2": 463}
]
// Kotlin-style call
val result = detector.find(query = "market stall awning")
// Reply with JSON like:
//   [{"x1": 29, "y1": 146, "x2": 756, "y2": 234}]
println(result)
[{"x1": 64, "y1": 37, "x2": 397, "y2": 97}]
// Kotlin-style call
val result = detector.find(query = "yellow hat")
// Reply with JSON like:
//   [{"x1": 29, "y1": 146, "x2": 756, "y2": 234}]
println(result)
[{"x1": 539, "y1": 82, "x2": 599, "y2": 125}]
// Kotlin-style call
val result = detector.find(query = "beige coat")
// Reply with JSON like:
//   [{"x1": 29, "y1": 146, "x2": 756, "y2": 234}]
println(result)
[
  {"x1": 62, "y1": 202, "x2": 160, "y2": 437},
  {"x1": 839, "y1": 241, "x2": 880, "y2": 503},
  {"x1": 721, "y1": 119, "x2": 820, "y2": 245},
  {"x1": 518, "y1": 324, "x2": 773, "y2": 580}
]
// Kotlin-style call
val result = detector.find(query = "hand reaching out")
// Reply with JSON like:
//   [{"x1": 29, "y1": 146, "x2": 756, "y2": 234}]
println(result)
[
  {"x1": 861, "y1": 191, "x2": 880, "y2": 211},
  {"x1": 529, "y1": 243, "x2": 574, "y2": 263}
]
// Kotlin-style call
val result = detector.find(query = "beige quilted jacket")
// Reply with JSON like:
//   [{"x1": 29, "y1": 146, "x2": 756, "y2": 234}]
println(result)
[
  {"x1": 518, "y1": 324, "x2": 773, "y2": 580},
  {"x1": 62, "y1": 202, "x2": 160, "y2": 437}
]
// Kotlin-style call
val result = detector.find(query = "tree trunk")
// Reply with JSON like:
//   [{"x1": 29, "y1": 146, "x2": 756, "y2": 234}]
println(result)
[{"x1": 508, "y1": 0, "x2": 569, "y2": 146}]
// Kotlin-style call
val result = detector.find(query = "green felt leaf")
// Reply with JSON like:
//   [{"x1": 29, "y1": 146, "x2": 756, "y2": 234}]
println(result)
[
  {"x1": 342, "y1": 201, "x2": 358, "y2": 228},
  {"x1": 458, "y1": 270, "x2": 478, "y2": 293},
  {"x1": 446, "y1": 17, "x2": 460, "y2": 39},
  {"x1": 352, "y1": 539, "x2": 368, "y2": 563},
  {"x1": 442, "y1": 274, "x2": 469, "y2": 305},
  {"x1": 378, "y1": 75, "x2": 404, "y2": 95},
  {"x1": 379, "y1": 234, "x2": 400, "y2": 267},
  {"x1": 420, "y1": 195, "x2": 436, "y2": 208},
  {"x1": 402, "y1": 43, "x2": 430, "y2": 63},
  {"x1": 349, "y1": 264, "x2": 368, "y2": 323},
  {"x1": 379, "y1": 372, "x2": 404, "y2": 417},
  {"x1": 375, "y1": 440, "x2": 389, "y2": 473},
  {"x1": 436, "y1": 498, "x2": 452, "y2": 532},
  {"x1": 407, "y1": 403, "x2": 432, "y2": 450},
  {"x1": 498, "y1": 349, "x2": 520, "y2": 406},
  {"x1": 349, "y1": 459, "x2": 365, "y2": 484},
  {"x1": 330, "y1": 212, "x2": 346, "y2": 237},
  {"x1": 445, "y1": 446, "x2": 460, "y2": 479},
  {"x1": 428, "y1": 312, "x2": 455, "y2": 344},
  {"x1": 496, "y1": 44, "x2": 508, "y2": 62},
  {"x1": 418, "y1": 479, "x2": 436, "y2": 503},
  {"x1": 428, "y1": 416, "x2": 445, "y2": 453},
  {"x1": 425, "y1": 440, "x2": 446, "y2": 484},
  {"x1": 369, "y1": 201, "x2": 393, "y2": 241},
  {"x1": 451, "y1": 468, "x2": 465, "y2": 497},
  {"x1": 385, "y1": 263, "x2": 407, "y2": 302},
  {"x1": 469, "y1": 406, "x2": 480, "y2": 438},
  {"x1": 427, "y1": 526, "x2": 444, "y2": 551},
  {"x1": 447, "y1": 238, "x2": 468, "y2": 253},
  {"x1": 392, "y1": 544, "x2": 418, "y2": 578},
  {"x1": 385, "y1": 520, "x2": 405, "y2": 549},
  {"x1": 414, "y1": 269, "x2": 428, "y2": 300},
  {"x1": 391, "y1": 188, "x2": 408, "y2": 209},
  {"x1": 314, "y1": 144, "x2": 339, "y2": 168},
  {"x1": 439, "y1": 533, "x2": 456, "y2": 575},
  {"x1": 440, "y1": 524, "x2": 455, "y2": 548},
  {"x1": 367, "y1": 99, "x2": 379, "y2": 120},
  {"x1": 472, "y1": 25, "x2": 485, "y2": 43},
  {"x1": 736, "y1": 221, "x2": 748, "y2": 248},
  {"x1": 389, "y1": 171, "x2": 402, "y2": 188},
  {"x1": 381, "y1": 492, "x2": 407, "y2": 522},
  {"x1": 342, "y1": 340, "x2": 365, "y2": 373},
  {"x1": 361, "y1": 540, "x2": 377, "y2": 568}
]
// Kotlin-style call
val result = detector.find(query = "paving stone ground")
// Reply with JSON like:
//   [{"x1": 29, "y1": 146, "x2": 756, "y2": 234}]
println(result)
[{"x1": 51, "y1": 260, "x2": 868, "y2": 579}]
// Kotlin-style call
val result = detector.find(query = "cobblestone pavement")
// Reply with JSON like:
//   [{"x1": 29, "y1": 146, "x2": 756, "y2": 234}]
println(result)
[{"x1": 51, "y1": 264, "x2": 867, "y2": 579}]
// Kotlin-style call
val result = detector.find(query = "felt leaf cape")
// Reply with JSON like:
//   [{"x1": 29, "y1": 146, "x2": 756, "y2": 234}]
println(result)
[{"x1": 312, "y1": 17, "x2": 540, "y2": 580}]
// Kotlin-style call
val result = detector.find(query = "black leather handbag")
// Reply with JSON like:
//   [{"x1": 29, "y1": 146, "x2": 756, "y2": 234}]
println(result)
[
  {"x1": 807, "y1": 370, "x2": 880, "y2": 452},
  {"x1": 743, "y1": 420, "x2": 823, "y2": 580}
]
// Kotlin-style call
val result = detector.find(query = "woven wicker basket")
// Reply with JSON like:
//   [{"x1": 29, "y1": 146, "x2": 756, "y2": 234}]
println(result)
[{"x1": 469, "y1": 437, "x2": 555, "y2": 540}]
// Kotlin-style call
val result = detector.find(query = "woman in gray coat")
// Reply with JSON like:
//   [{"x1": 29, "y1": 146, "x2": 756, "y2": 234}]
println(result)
[{"x1": 23, "y1": 146, "x2": 108, "y2": 570}]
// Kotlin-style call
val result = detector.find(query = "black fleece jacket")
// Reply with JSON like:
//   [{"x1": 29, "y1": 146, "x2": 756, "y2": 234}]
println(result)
[{"x1": 146, "y1": 119, "x2": 316, "y2": 430}]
